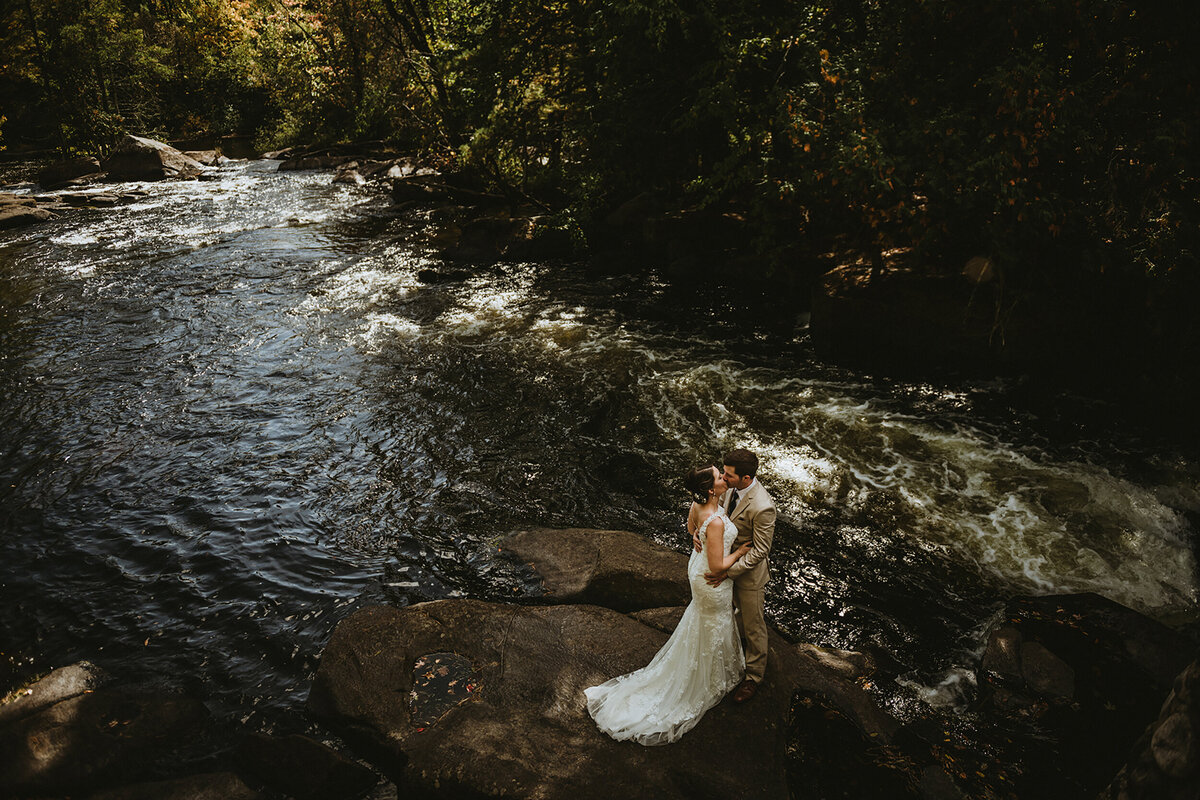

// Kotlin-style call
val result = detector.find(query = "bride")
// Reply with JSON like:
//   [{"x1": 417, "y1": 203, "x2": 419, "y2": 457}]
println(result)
[{"x1": 584, "y1": 464, "x2": 750, "y2": 745}]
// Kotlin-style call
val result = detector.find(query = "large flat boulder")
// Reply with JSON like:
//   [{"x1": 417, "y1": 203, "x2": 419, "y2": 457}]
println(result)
[
  {"x1": 101, "y1": 135, "x2": 205, "y2": 181},
  {"x1": 501, "y1": 527, "x2": 690, "y2": 611},
  {"x1": 308, "y1": 599, "x2": 900, "y2": 800}
]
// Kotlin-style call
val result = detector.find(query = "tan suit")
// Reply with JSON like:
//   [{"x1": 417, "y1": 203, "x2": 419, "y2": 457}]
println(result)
[{"x1": 723, "y1": 480, "x2": 776, "y2": 682}]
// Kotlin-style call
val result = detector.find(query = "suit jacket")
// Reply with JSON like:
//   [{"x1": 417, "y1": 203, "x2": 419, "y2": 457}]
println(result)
[{"x1": 723, "y1": 480, "x2": 776, "y2": 591}]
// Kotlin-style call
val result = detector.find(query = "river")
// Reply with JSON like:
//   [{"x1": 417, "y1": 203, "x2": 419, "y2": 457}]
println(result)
[{"x1": 1, "y1": 159, "x2": 1197, "y2": 774}]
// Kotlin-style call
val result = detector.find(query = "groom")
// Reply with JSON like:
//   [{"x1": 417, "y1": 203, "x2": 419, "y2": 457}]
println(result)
[{"x1": 702, "y1": 448, "x2": 776, "y2": 703}]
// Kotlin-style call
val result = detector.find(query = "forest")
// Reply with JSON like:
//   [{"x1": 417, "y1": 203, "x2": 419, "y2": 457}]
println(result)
[{"x1": 3, "y1": 0, "x2": 1198, "y2": 374}]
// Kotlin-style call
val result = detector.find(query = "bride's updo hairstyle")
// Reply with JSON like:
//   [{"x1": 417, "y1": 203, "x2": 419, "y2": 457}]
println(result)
[{"x1": 684, "y1": 465, "x2": 716, "y2": 504}]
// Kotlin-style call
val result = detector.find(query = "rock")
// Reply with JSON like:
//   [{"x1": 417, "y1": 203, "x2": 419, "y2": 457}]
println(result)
[
  {"x1": 0, "y1": 687, "x2": 210, "y2": 795},
  {"x1": 89, "y1": 194, "x2": 121, "y2": 208},
  {"x1": 981, "y1": 624, "x2": 1023, "y2": 682},
  {"x1": 1102, "y1": 660, "x2": 1200, "y2": 799},
  {"x1": 38, "y1": 157, "x2": 102, "y2": 189},
  {"x1": 1020, "y1": 640, "x2": 1075, "y2": 699},
  {"x1": 182, "y1": 150, "x2": 222, "y2": 167},
  {"x1": 0, "y1": 192, "x2": 36, "y2": 206},
  {"x1": 416, "y1": 268, "x2": 472, "y2": 284},
  {"x1": 279, "y1": 155, "x2": 352, "y2": 171},
  {"x1": 333, "y1": 162, "x2": 365, "y2": 185},
  {"x1": 1152, "y1": 712, "x2": 1197, "y2": 778},
  {"x1": 501, "y1": 527, "x2": 690, "y2": 612},
  {"x1": 102, "y1": 135, "x2": 205, "y2": 181},
  {"x1": 61, "y1": 192, "x2": 94, "y2": 206},
  {"x1": 918, "y1": 764, "x2": 966, "y2": 799},
  {"x1": 391, "y1": 173, "x2": 454, "y2": 202},
  {"x1": 0, "y1": 204, "x2": 52, "y2": 228},
  {"x1": 86, "y1": 771, "x2": 261, "y2": 800},
  {"x1": 0, "y1": 661, "x2": 108, "y2": 727},
  {"x1": 217, "y1": 134, "x2": 257, "y2": 159},
  {"x1": 979, "y1": 595, "x2": 1196, "y2": 795},
  {"x1": 810, "y1": 264, "x2": 1000, "y2": 372},
  {"x1": 236, "y1": 732, "x2": 378, "y2": 800},
  {"x1": 310, "y1": 600, "x2": 899, "y2": 800},
  {"x1": 793, "y1": 643, "x2": 879, "y2": 681}
]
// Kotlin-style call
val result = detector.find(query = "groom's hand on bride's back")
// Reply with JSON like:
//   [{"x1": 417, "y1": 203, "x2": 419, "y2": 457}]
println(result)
[
  {"x1": 692, "y1": 530, "x2": 703, "y2": 553},
  {"x1": 704, "y1": 570, "x2": 728, "y2": 586}
]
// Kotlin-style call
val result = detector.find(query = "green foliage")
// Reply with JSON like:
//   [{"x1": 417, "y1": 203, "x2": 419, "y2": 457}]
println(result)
[{"x1": 2, "y1": 0, "x2": 1195, "y2": 297}]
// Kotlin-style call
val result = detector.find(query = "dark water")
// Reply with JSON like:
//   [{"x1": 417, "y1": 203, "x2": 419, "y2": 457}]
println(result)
[{"x1": 1, "y1": 161, "x2": 1197, "y2": 776}]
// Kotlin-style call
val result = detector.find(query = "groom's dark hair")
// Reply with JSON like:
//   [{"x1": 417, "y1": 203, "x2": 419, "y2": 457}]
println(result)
[{"x1": 723, "y1": 449, "x2": 758, "y2": 479}]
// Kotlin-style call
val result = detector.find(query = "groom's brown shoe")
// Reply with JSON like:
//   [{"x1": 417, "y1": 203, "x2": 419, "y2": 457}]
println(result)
[{"x1": 733, "y1": 678, "x2": 758, "y2": 704}]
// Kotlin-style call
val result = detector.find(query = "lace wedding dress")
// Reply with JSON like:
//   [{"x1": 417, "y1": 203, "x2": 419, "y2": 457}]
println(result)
[{"x1": 584, "y1": 509, "x2": 745, "y2": 745}]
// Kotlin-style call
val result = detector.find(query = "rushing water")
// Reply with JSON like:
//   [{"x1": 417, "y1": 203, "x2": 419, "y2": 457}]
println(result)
[{"x1": 1, "y1": 161, "x2": 1197, "y2": 753}]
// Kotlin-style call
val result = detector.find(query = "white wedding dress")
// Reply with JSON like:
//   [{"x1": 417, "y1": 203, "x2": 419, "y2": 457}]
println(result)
[{"x1": 584, "y1": 509, "x2": 745, "y2": 745}]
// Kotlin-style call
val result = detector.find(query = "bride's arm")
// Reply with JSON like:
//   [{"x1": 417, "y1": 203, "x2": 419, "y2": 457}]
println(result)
[{"x1": 705, "y1": 517, "x2": 751, "y2": 572}]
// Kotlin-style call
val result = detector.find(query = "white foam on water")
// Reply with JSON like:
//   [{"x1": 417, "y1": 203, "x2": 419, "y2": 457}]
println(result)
[
  {"x1": 634, "y1": 360, "x2": 1197, "y2": 614},
  {"x1": 358, "y1": 313, "x2": 422, "y2": 353},
  {"x1": 436, "y1": 276, "x2": 535, "y2": 337}
]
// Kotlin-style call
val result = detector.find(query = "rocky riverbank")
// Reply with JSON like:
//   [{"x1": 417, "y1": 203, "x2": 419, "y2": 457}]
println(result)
[{"x1": 1, "y1": 526, "x2": 1196, "y2": 799}]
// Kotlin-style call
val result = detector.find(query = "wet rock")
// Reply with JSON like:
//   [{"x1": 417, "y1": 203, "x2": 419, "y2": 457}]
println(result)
[
  {"x1": 279, "y1": 155, "x2": 352, "y2": 171},
  {"x1": 309, "y1": 599, "x2": 898, "y2": 800},
  {"x1": 978, "y1": 594, "x2": 1196, "y2": 795},
  {"x1": 86, "y1": 771, "x2": 261, "y2": 800},
  {"x1": 0, "y1": 192, "x2": 36, "y2": 206},
  {"x1": 38, "y1": 157, "x2": 102, "y2": 189},
  {"x1": 0, "y1": 661, "x2": 108, "y2": 727},
  {"x1": 333, "y1": 162, "x2": 365, "y2": 185},
  {"x1": 102, "y1": 135, "x2": 205, "y2": 181},
  {"x1": 0, "y1": 687, "x2": 210, "y2": 795},
  {"x1": 981, "y1": 624, "x2": 1023, "y2": 681},
  {"x1": 1152, "y1": 712, "x2": 1196, "y2": 777},
  {"x1": 89, "y1": 194, "x2": 121, "y2": 208},
  {"x1": 793, "y1": 643, "x2": 879, "y2": 681},
  {"x1": 918, "y1": 764, "x2": 966, "y2": 799},
  {"x1": 236, "y1": 732, "x2": 379, "y2": 800},
  {"x1": 1020, "y1": 640, "x2": 1075, "y2": 699},
  {"x1": 1101, "y1": 660, "x2": 1200, "y2": 800},
  {"x1": 501, "y1": 527, "x2": 690, "y2": 612},
  {"x1": 416, "y1": 267, "x2": 472, "y2": 284},
  {"x1": 0, "y1": 204, "x2": 52, "y2": 228}
]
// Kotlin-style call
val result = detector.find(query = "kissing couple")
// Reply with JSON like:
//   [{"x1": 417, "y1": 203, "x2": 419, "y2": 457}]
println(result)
[{"x1": 584, "y1": 448, "x2": 777, "y2": 745}]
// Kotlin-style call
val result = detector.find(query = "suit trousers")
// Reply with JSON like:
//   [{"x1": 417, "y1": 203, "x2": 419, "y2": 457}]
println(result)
[{"x1": 733, "y1": 580, "x2": 768, "y2": 682}]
